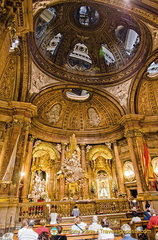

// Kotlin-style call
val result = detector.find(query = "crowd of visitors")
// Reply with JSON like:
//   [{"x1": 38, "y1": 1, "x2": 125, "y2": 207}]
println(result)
[{"x1": 2, "y1": 202, "x2": 158, "y2": 240}]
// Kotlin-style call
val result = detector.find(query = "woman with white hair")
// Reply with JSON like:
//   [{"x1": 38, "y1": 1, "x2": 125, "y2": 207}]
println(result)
[{"x1": 88, "y1": 215, "x2": 102, "y2": 232}]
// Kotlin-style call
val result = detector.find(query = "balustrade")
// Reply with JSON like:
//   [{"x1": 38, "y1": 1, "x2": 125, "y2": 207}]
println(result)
[{"x1": 16, "y1": 199, "x2": 143, "y2": 223}]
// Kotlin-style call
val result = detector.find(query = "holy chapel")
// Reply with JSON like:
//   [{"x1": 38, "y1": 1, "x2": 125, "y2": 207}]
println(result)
[{"x1": 0, "y1": 0, "x2": 158, "y2": 235}]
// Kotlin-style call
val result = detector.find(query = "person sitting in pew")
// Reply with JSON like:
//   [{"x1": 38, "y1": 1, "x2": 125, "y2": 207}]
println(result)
[
  {"x1": 18, "y1": 219, "x2": 38, "y2": 240},
  {"x1": 147, "y1": 210, "x2": 158, "y2": 229},
  {"x1": 35, "y1": 218, "x2": 50, "y2": 235},
  {"x1": 143, "y1": 211, "x2": 151, "y2": 220},
  {"x1": 120, "y1": 224, "x2": 137, "y2": 240},
  {"x1": 70, "y1": 216, "x2": 86, "y2": 234},
  {"x1": 50, "y1": 225, "x2": 67, "y2": 240},
  {"x1": 18, "y1": 219, "x2": 28, "y2": 238},
  {"x1": 98, "y1": 218, "x2": 114, "y2": 240},
  {"x1": 88, "y1": 215, "x2": 102, "y2": 233},
  {"x1": 130, "y1": 211, "x2": 143, "y2": 231},
  {"x1": 38, "y1": 232, "x2": 49, "y2": 240}
]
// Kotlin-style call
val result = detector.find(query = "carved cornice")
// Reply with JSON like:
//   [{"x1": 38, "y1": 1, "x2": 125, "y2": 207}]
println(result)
[{"x1": 0, "y1": 100, "x2": 37, "y2": 122}]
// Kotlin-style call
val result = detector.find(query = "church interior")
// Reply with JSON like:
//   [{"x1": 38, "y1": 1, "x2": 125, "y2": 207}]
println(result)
[{"x1": 0, "y1": 0, "x2": 158, "y2": 236}]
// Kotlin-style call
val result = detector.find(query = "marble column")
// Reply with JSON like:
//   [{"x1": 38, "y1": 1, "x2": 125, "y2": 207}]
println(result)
[
  {"x1": 113, "y1": 141, "x2": 125, "y2": 193},
  {"x1": 21, "y1": 135, "x2": 34, "y2": 200},
  {"x1": 125, "y1": 131, "x2": 144, "y2": 193}
]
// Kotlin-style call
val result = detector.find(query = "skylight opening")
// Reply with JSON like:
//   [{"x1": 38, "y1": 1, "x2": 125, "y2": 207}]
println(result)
[
  {"x1": 147, "y1": 62, "x2": 158, "y2": 77},
  {"x1": 66, "y1": 89, "x2": 90, "y2": 100},
  {"x1": 115, "y1": 26, "x2": 140, "y2": 56},
  {"x1": 101, "y1": 44, "x2": 115, "y2": 65},
  {"x1": 75, "y1": 6, "x2": 99, "y2": 26},
  {"x1": 47, "y1": 33, "x2": 62, "y2": 55},
  {"x1": 68, "y1": 43, "x2": 92, "y2": 71}
]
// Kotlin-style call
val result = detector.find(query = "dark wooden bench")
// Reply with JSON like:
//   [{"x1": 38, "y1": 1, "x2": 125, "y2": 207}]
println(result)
[{"x1": 131, "y1": 220, "x2": 150, "y2": 239}]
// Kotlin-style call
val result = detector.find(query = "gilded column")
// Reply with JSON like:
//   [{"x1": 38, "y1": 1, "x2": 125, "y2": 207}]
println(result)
[
  {"x1": 48, "y1": 160, "x2": 55, "y2": 200},
  {"x1": 21, "y1": 134, "x2": 34, "y2": 200},
  {"x1": 61, "y1": 143, "x2": 66, "y2": 167},
  {"x1": 80, "y1": 144, "x2": 87, "y2": 171},
  {"x1": 113, "y1": 141, "x2": 125, "y2": 193},
  {"x1": 0, "y1": 122, "x2": 12, "y2": 179},
  {"x1": 60, "y1": 143, "x2": 66, "y2": 199}
]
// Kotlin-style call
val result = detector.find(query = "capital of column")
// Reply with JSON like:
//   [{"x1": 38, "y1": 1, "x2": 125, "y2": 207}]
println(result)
[
  {"x1": 61, "y1": 143, "x2": 67, "y2": 149},
  {"x1": 124, "y1": 129, "x2": 144, "y2": 138},
  {"x1": 28, "y1": 134, "x2": 36, "y2": 142},
  {"x1": 80, "y1": 144, "x2": 86, "y2": 150}
]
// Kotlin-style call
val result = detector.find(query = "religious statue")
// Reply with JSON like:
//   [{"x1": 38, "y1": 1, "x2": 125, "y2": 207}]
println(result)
[
  {"x1": 100, "y1": 181, "x2": 108, "y2": 198},
  {"x1": 28, "y1": 170, "x2": 48, "y2": 201},
  {"x1": 61, "y1": 134, "x2": 84, "y2": 184}
]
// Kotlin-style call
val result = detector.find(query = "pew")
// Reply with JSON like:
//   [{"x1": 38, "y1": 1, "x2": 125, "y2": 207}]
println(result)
[
  {"x1": 120, "y1": 218, "x2": 132, "y2": 226},
  {"x1": 131, "y1": 220, "x2": 150, "y2": 239},
  {"x1": 150, "y1": 225, "x2": 158, "y2": 240}
]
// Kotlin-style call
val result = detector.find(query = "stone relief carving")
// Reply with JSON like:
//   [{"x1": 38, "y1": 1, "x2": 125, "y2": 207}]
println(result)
[
  {"x1": 29, "y1": 62, "x2": 58, "y2": 95},
  {"x1": 86, "y1": 145, "x2": 92, "y2": 153},
  {"x1": 146, "y1": 24, "x2": 158, "y2": 51},
  {"x1": 88, "y1": 107, "x2": 100, "y2": 127},
  {"x1": 46, "y1": 104, "x2": 61, "y2": 124},
  {"x1": 105, "y1": 79, "x2": 132, "y2": 107},
  {"x1": 55, "y1": 143, "x2": 62, "y2": 153}
]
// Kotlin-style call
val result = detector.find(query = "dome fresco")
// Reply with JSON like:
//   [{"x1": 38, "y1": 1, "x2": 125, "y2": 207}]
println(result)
[
  {"x1": 30, "y1": 1, "x2": 151, "y2": 85},
  {"x1": 31, "y1": 87, "x2": 125, "y2": 136}
]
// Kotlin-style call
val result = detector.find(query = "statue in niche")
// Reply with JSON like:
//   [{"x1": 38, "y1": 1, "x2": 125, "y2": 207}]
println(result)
[
  {"x1": 88, "y1": 107, "x2": 100, "y2": 127},
  {"x1": 97, "y1": 171, "x2": 110, "y2": 199},
  {"x1": 100, "y1": 181, "x2": 108, "y2": 198},
  {"x1": 46, "y1": 104, "x2": 61, "y2": 124},
  {"x1": 28, "y1": 170, "x2": 48, "y2": 201}
]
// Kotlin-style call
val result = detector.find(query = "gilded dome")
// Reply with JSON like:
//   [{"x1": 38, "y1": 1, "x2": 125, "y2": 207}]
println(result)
[{"x1": 30, "y1": 1, "x2": 150, "y2": 85}]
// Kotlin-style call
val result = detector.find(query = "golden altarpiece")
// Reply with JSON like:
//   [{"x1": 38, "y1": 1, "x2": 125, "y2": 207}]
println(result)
[{"x1": 0, "y1": 0, "x2": 158, "y2": 234}]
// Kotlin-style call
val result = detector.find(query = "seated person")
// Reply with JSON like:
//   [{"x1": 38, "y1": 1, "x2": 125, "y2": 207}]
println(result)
[
  {"x1": 18, "y1": 219, "x2": 38, "y2": 240},
  {"x1": 71, "y1": 206, "x2": 80, "y2": 217},
  {"x1": 70, "y1": 216, "x2": 86, "y2": 234},
  {"x1": 18, "y1": 219, "x2": 28, "y2": 238},
  {"x1": 143, "y1": 210, "x2": 151, "y2": 220},
  {"x1": 50, "y1": 225, "x2": 67, "y2": 240},
  {"x1": 50, "y1": 205, "x2": 58, "y2": 224},
  {"x1": 130, "y1": 211, "x2": 143, "y2": 231},
  {"x1": 98, "y1": 219, "x2": 114, "y2": 240},
  {"x1": 147, "y1": 210, "x2": 158, "y2": 229},
  {"x1": 35, "y1": 219, "x2": 50, "y2": 235},
  {"x1": 38, "y1": 232, "x2": 49, "y2": 240},
  {"x1": 88, "y1": 215, "x2": 102, "y2": 232},
  {"x1": 120, "y1": 224, "x2": 137, "y2": 240}
]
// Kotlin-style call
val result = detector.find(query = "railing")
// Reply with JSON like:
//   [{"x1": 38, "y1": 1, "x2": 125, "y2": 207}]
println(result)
[{"x1": 16, "y1": 198, "x2": 143, "y2": 223}]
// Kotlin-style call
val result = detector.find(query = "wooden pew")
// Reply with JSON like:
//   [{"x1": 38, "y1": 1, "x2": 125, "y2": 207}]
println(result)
[
  {"x1": 66, "y1": 233, "x2": 98, "y2": 240},
  {"x1": 150, "y1": 225, "x2": 158, "y2": 240},
  {"x1": 120, "y1": 218, "x2": 132, "y2": 226},
  {"x1": 131, "y1": 220, "x2": 149, "y2": 239}
]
